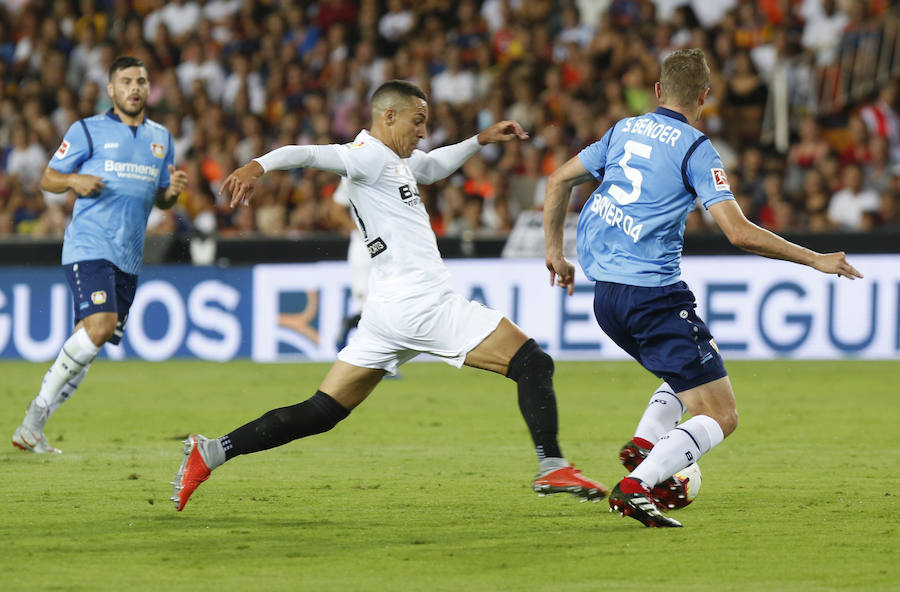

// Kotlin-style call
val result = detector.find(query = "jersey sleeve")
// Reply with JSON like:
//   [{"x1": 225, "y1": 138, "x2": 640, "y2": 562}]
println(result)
[
  {"x1": 48, "y1": 121, "x2": 91, "y2": 174},
  {"x1": 577, "y1": 125, "x2": 614, "y2": 182},
  {"x1": 686, "y1": 140, "x2": 735, "y2": 210},
  {"x1": 158, "y1": 133, "x2": 174, "y2": 189},
  {"x1": 407, "y1": 135, "x2": 482, "y2": 184},
  {"x1": 255, "y1": 141, "x2": 386, "y2": 183},
  {"x1": 335, "y1": 140, "x2": 387, "y2": 183}
]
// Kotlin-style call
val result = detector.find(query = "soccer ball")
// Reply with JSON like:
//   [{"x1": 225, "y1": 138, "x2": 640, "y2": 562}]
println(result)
[{"x1": 654, "y1": 463, "x2": 702, "y2": 510}]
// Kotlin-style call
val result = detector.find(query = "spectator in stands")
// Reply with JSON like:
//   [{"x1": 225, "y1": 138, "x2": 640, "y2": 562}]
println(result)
[
  {"x1": 5, "y1": 122, "x2": 46, "y2": 191},
  {"x1": 860, "y1": 82, "x2": 900, "y2": 166},
  {"x1": 0, "y1": 0, "x2": 898, "y2": 243},
  {"x1": 801, "y1": 168, "x2": 834, "y2": 231},
  {"x1": 802, "y1": 0, "x2": 850, "y2": 66},
  {"x1": 840, "y1": 114, "x2": 872, "y2": 166},
  {"x1": 785, "y1": 115, "x2": 830, "y2": 195},
  {"x1": 827, "y1": 162, "x2": 880, "y2": 230},
  {"x1": 431, "y1": 45, "x2": 478, "y2": 107},
  {"x1": 723, "y1": 51, "x2": 767, "y2": 146},
  {"x1": 865, "y1": 135, "x2": 894, "y2": 197}
]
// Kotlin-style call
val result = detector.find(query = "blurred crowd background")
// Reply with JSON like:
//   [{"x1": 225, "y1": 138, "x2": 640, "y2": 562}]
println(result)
[{"x1": 2, "y1": 0, "x2": 900, "y2": 244}]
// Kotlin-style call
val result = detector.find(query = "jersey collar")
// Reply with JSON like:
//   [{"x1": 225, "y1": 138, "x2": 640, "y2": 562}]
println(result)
[
  {"x1": 105, "y1": 109, "x2": 145, "y2": 126},
  {"x1": 106, "y1": 109, "x2": 144, "y2": 136},
  {"x1": 654, "y1": 106, "x2": 688, "y2": 123}
]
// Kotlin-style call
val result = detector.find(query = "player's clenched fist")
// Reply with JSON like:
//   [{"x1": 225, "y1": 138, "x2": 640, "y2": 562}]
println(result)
[
  {"x1": 167, "y1": 164, "x2": 188, "y2": 196},
  {"x1": 70, "y1": 174, "x2": 104, "y2": 197}
]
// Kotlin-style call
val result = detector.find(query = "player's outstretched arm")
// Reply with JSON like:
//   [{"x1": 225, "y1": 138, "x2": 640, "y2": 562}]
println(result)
[
  {"x1": 41, "y1": 166, "x2": 104, "y2": 197},
  {"x1": 709, "y1": 200, "x2": 863, "y2": 279},
  {"x1": 412, "y1": 121, "x2": 529, "y2": 185},
  {"x1": 223, "y1": 145, "x2": 350, "y2": 207},
  {"x1": 544, "y1": 156, "x2": 596, "y2": 296}
]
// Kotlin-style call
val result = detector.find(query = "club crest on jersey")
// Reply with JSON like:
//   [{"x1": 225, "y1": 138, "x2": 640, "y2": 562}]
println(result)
[
  {"x1": 55, "y1": 140, "x2": 70, "y2": 159},
  {"x1": 91, "y1": 290, "x2": 107, "y2": 305},
  {"x1": 711, "y1": 168, "x2": 730, "y2": 191},
  {"x1": 151, "y1": 143, "x2": 165, "y2": 158}
]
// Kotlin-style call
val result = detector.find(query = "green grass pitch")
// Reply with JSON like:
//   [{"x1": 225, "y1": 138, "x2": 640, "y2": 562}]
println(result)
[{"x1": 2, "y1": 359, "x2": 898, "y2": 591}]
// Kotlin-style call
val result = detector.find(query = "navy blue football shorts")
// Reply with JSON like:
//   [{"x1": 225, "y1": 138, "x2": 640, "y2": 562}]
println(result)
[
  {"x1": 64, "y1": 259, "x2": 137, "y2": 345},
  {"x1": 592, "y1": 280, "x2": 727, "y2": 393}
]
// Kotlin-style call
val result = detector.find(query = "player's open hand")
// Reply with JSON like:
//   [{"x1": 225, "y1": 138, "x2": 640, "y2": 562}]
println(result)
[
  {"x1": 546, "y1": 254, "x2": 576, "y2": 296},
  {"x1": 812, "y1": 251, "x2": 863, "y2": 279},
  {"x1": 220, "y1": 160, "x2": 264, "y2": 208},
  {"x1": 477, "y1": 120, "x2": 529, "y2": 145},
  {"x1": 70, "y1": 174, "x2": 104, "y2": 197}
]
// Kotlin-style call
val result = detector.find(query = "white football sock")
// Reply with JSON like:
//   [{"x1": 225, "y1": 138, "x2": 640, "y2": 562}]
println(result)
[
  {"x1": 633, "y1": 382, "x2": 685, "y2": 444},
  {"x1": 48, "y1": 365, "x2": 90, "y2": 417},
  {"x1": 35, "y1": 328, "x2": 101, "y2": 409},
  {"x1": 629, "y1": 415, "x2": 724, "y2": 487}
]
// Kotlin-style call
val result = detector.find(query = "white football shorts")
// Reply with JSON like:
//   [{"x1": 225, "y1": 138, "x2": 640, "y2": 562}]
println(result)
[{"x1": 337, "y1": 286, "x2": 504, "y2": 375}]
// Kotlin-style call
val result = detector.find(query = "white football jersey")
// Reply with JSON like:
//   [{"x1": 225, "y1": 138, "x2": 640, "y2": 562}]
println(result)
[{"x1": 336, "y1": 130, "x2": 451, "y2": 302}]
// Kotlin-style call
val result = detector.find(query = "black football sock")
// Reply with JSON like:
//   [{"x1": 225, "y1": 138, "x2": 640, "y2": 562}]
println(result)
[
  {"x1": 220, "y1": 391, "x2": 350, "y2": 461},
  {"x1": 506, "y1": 339, "x2": 563, "y2": 460}
]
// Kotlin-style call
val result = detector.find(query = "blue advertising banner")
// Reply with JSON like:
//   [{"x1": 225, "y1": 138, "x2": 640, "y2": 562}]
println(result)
[{"x1": 1, "y1": 256, "x2": 898, "y2": 362}]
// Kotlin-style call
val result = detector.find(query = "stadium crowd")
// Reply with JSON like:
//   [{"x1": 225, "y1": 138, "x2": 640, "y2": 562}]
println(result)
[{"x1": 1, "y1": 0, "x2": 899, "y2": 243}]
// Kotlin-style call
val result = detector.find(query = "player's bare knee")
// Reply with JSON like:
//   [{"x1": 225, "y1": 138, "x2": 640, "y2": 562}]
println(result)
[
  {"x1": 505, "y1": 338, "x2": 554, "y2": 382},
  {"x1": 85, "y1": 321, "x2": 115, "y2": 345}
]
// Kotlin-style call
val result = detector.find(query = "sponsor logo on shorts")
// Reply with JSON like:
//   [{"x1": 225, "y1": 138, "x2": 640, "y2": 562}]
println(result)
[
  {"x1": 55, "y1": 140, "x2": 70, "y2": 159},
  {"x1": 151, "y1": 143, "x2": 165, "y2": 158},
  {"x1": 367, "y1": 237, "x2": 387, "y2": 258},
  {"x1": 91, "y1": 290, "x2": 107, "y2": 305},
  {"x1": 711, "y1": 168, "x2": 730, "y2": 191}
]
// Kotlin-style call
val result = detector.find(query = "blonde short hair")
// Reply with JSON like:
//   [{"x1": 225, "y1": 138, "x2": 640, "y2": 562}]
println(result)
[{"x1": 659, "y1": 49, "x2": 710, "y2": 107}]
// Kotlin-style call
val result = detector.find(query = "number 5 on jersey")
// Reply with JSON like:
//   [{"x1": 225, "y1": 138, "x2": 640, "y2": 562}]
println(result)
[{"x1": 609, "y1": 140, "x2": 652, "y2": 206}]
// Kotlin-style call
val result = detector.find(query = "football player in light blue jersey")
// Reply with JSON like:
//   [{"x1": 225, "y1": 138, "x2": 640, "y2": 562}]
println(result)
[
  {"x1": 544, "y1": 49, "x2": 862, "y2": 527},
  {"x1": 12, "y1": 56, "x2": 187, "y2": 454}
]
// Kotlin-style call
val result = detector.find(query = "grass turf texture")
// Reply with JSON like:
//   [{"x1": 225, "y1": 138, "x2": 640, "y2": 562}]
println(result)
[{"x1": 1, "y1": 360, "x2": 898, "y2": 591}]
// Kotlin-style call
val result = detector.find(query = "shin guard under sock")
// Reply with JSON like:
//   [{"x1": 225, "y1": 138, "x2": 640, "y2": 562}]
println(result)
[
  {"x1": 506, "y1": 339, "x2": 562, "y2": 460},
  {"x1": 221, "y1": 391, "x2": 350, "y2": 461}
]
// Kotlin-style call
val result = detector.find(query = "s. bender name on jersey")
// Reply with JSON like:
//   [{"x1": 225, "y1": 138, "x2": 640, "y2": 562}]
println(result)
[{"x1": 620, "y1": 116, "x2": 682, "y2": 146}]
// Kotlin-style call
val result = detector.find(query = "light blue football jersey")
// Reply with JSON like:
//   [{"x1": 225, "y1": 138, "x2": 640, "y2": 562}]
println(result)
[
  {"x1": 51, "y1": 110, "x2": 173, "y2": 274},
  {"x1": 576, "y1": 107, "x2": 734, "y2": 287}
]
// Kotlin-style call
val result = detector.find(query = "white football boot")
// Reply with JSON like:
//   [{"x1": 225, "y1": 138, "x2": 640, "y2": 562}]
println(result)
[{"x1": 11, "y1": 398, "x2": 61, "y2": 454}]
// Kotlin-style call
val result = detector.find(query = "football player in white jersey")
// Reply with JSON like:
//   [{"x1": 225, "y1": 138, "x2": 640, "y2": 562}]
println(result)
[
  {"x1": 171, "y1": 80, "x2": 606, "y2": 511},
  {"x1": 332, "y1": 177, "x2": 371, "y2": 352}
]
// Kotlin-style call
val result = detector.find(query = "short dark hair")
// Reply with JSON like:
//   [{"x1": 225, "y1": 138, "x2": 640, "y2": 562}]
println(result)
[
  {"x1": 108, "y1": 56, "x2": 146, "y2": 81},
  {"x1": 370, "y1": 79, "x2": 427, "y2": 117},
  {"x1": 372, "y1": 80, "x2": 427, "y2": 103}
]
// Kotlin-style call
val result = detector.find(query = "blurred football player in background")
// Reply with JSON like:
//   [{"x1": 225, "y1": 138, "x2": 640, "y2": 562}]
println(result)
[{"x1": 12, "y1": 56, "x2": 187, "y2": 454}]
